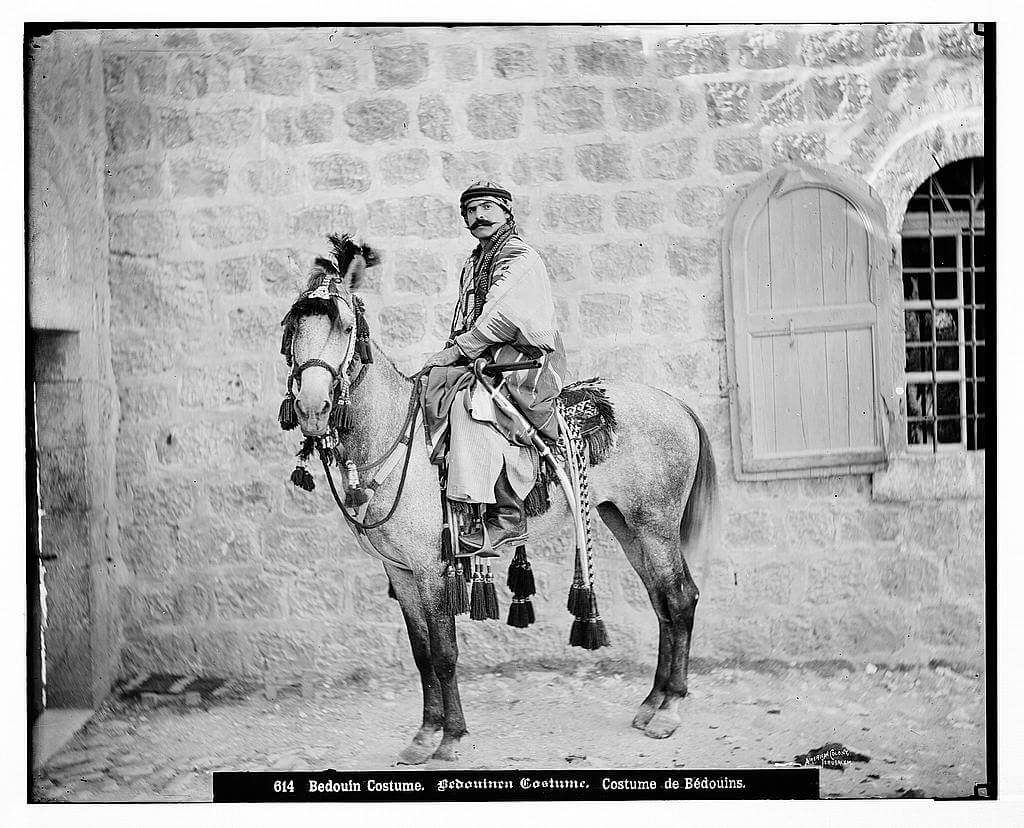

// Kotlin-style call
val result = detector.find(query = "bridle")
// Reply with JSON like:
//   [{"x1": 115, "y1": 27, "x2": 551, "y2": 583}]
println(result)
[{"x1": 280, "y1": 274, "x2": 422, "y2": 533}]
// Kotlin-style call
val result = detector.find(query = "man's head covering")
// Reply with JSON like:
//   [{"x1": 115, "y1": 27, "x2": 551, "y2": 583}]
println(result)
[{"x1": 460, "y1": 180, "x2": 513, "y2": 216}]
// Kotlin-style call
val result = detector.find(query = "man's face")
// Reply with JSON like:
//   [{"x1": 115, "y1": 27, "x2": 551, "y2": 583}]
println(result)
[{"x1": 463, "y1": 199, "x2": 508, "y2": 241}]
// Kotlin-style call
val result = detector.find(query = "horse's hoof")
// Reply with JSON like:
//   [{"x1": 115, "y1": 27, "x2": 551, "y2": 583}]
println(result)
[
  {"x1": 643, "y1": 709, "x2": 681, "y2": 740},
  {"x1": 430, "y1": 742, "x2": 459, "y2": 762},
  {"x1": 396, "y1": 743, "x2": 435, "y2": 765},
  {"x1": 632, "y1": 705, "x2": 657, "y2": 730}
]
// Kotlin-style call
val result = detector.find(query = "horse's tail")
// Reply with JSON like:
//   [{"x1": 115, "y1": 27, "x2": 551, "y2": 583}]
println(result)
[{"x1": 678, "y1": 403, "x2": 720, "y2": 563}]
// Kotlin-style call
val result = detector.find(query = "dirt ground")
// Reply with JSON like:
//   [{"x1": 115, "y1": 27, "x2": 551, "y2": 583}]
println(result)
[{"x1": 31, "y1": 659, "x2": 987, "y2": 803}]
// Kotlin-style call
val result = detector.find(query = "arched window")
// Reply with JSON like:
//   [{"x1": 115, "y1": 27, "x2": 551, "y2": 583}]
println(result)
[{"x1": 901, "y1": 158, "x2": 987, "y2": 451}]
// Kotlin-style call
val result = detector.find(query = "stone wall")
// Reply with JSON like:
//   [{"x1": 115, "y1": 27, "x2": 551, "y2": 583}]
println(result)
[
  {"x1": 28, "y1": 30, "x2": 120, "y2": 706},
  {"x1": 94, "y1": 24, "x2": 986, "y2": 683}
]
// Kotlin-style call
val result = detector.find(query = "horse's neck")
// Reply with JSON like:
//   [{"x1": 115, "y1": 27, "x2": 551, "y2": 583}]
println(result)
[{"x1": 343, "y1": 341, "x2": 414, "y2": 459}]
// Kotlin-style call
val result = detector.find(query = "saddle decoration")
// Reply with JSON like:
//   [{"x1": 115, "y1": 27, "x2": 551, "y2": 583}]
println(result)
[{"x1": 437, "y1": 362, "x2": 612, "y2": 650}]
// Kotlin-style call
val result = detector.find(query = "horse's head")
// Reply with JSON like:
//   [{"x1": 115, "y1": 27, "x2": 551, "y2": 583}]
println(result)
[{"x1": 279, "y1": 234, "x2": 380, "y2": 438}]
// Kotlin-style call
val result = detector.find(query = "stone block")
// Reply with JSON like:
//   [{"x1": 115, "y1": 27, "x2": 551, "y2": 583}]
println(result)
[
  {"x1": 243, "y1": 54, "x2": 305, "y2": 95},
  {"x1": 811, "y1": 74, "x2": 872, "y2": 120},
  {"x1": 288, "y1": 205, "x2": 356, "y2": 241},
  {"x1": 129, "y1": 476, "x2": 200, "y2": 525},
  {"x1": 116, "y1": 383, "x2": 177, "y2": 427},
  {"x1": 392, "y1": 249, "x2": 448, "y2": 295},
  {"x1": 575, "y1": 142, "x2": 630, "y2": 182},
  {"x1": 646, "y1": 343, "x2": 719, "y2": 396},
  {"x1": 193, "y1": 107, "x2": 257, "y2": 147},
  {"x1": 771, "y1": 133, "x2": 827, "y2": 164},
  {"x1": 366, "y1": 196, "x2": 458, "y2": 238},
  {"x1": 535, "y1": 86, "x2": 604, "y2": 134},
  {"x1": 675, "y1": 186, "x2": 726, "y2": 228},
  {"x1": 156, "y1": 107, "x2": 193, "y2": 149},
  {"x1": 168, "y1": 55, "x2": 227, "y2": 99},
  {"x1": 873, "y1": 24, "x2": 927, "y2": 57},
  {"x1": 575, "y1": 39, "x2": 645, "y2": 77},
  {"x1": 245, "y1": 158, "x2": 300, "y2": 196},
  {"x1": 738, "y1": 29, "x2": 793, "y2": 69},
  {"x1": 535, "y1": 244, "x2": 582, "y2": 283},
  {"x1": 210, "y1": 29, "x2": 254, "y2": 53},
  {"x1": 206, "y1": 477, "x2": 280, "y2": 522},
  {"x1": 759, "y1": 80, "x2": 807, "y2": 125},
  {"x1": 666, "y1": 237, "x2": 720, "y2": 281},
  {"x1": 705, "y1": 82, "x2": 750, "y2": 126},
  {"x1": 228, "y1": 304, "x2": 279, "y2": 352},
  {"x1": 134, "y1": 54, "x2": 168, "y2": 95},
  {"x1": 639, "y1": 137, "x2": 697, "y2": 179},
  {"x1": 805, "y1": 554, "x2": 874, "y2": 606},
  {"x1": 657, "y1": 35, "x2": 729, "y2": 76},
  {"x1": 876, "y1": 550, "x2": 942, "y2": 600},
  {"x1": 266, "y1": 103, "x2": 334, "y2": 146},
  {"x1": 109, "y1": 256, "x2": 208, "y2": 331},
  {"x1": 589, "y1": 241, "x2": 655, "y2": 283},
  {"x1": 111, "y1": 330, "x2": 181, "y2": 377},
  {"x1": 511, "y1": 148, "x2": 566, "y2": 185},
  {"x1": 344, "y1": 98, "x2": 408, "y2": 143},
  {"x1": 286, "y1": 568, "x2": 351, "y2": 619},
  {"x1": 109, "y1": 209, "x2": 179, "y2": 255},
  {"x1": 169, "y1": 156, "x2": 229, "y2": 198},
  {"x1": 936, "y1": 24, "x2": 984, "y2": 60},
  {"x1": 245, "y1": 628, "x2": 319, "y2": 675},
  {"x1": 724, "y1": 508, "x2": 780, "y2": 548},
  {"x1": 613, "y1": 191, "x2": 664, "y2": 230},
  {"x1": 189, "y1": 205, "x2": 268, "y2": 249},
  {"x1": 372, "y1": 43, "x2": 428, "y2": 88},
  {"x1": 444, "y1": 45, "x2": 478, "y2": 81},
  {"x1": 180, "y1": 361, "x2": 262, "y2": 408},
  {"x1": 613, "y1": 87, "x2": 671, "y2": 132},
  {"x1": 377, "y1": 303, "x2": 427, "y2": 348},
  {"x1": 105, "y1": 162, "x2": 162, "y2": 204},
  {"x1": 102, "y1": 54, "x2": 127, "y2": 94},
  {"x1": 106, "y1": 101, "x2": 152, "y2": 155},
  {"x1": 313, "y1": 52, "x2": 359, "y2": 91},
  {"x1": 579, "y1": 293, "x2": 632, "y2": 338},
  {"x1": 441, "y1": 150, "x2": 504, "y2": 188},
  {"x1": 639, "y1": 289, "x2": 691, "y2": 335},
  {"x1": 492, "y1": 44, "x2": 535, "y2": 78},
  {"x1": 466, "y1": 92, "x2": 523, "y2": 139},
  {"x1": 308, "y1": 153, "x2": 371, "y2": 192},
  {"x1": 801, "y1": 29, "x2": 866, "y2": 66},
  {"x1": 216, "y1": 254, "x2": 257, "y2": 295},
  {"x1": 834, "y1": 507, "x2": 901, "y2": 544},
  {"x1": 785, "y1": 507, "x2": 836, "y2": 548},
  {"x1": 418, "y1": 94, "x2": 453, "y2": 142},
  {"x1": 713, "y1": 137, "x2": 762, "y2": 174},
  {"x1": 215, "y1": 572, "x2": 283, "y2": 620},
  {"x1": 880, "y1": 68, "x2": 919, "y2": 98},
  {"x1": 379, "y1": 149, "x2": 430, "y2": 185},
  {"x1": 37, "y1": 446, "x2": 89, "y2": 512},
  {"x1": 315, "y1": 624, "x2": 403, "y2": 675},
  {"x1": 261, "y1": 523, "x2": 355, "y2": 572},
  {"x1": 914, "y1": 601, "x2": 984, "y2": 650},
  {"x1": 541, "y1": 194, "x2": 603, "y2": 233}
]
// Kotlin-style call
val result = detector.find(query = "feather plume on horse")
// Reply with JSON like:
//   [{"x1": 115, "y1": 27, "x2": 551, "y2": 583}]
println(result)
[{"x1": 278, "y1": 233, "x2": 719, "y2": 764}]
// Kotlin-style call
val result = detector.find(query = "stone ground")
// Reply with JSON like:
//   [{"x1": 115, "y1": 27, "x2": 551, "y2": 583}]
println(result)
[{"x1": 31, "y1": 659, "x2": 987, "y2": 803}]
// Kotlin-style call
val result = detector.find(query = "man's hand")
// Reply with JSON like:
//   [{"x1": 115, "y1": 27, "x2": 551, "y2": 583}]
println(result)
[{"x1": 420, "y1": 345, "x2": 461, "y2": 372}]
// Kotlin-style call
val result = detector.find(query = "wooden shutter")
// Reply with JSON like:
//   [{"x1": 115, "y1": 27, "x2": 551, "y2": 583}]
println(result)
[{"x1": 722, "y1": 163, "x2": 895, "y2": 480}]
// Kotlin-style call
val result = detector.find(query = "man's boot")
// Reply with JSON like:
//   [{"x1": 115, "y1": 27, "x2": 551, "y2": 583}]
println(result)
[{"x1": 459, "y1": 467, "x2": 528, "y2": 554}]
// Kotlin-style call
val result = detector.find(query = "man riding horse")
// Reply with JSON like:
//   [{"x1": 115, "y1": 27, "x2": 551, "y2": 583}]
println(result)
[{"x1": 420, "y1": 181, "x2": 566, "y2": 553}]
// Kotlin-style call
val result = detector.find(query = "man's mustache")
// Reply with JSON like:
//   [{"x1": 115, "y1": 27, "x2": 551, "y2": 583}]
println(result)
[{"x1": 470, "y1": 219, "x2": 495, "y2": 230}]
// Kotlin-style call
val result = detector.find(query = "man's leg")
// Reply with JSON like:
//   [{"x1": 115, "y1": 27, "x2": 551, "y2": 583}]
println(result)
[{"x1": 459, "y1": 461, "x2": 528, "y2": 553}]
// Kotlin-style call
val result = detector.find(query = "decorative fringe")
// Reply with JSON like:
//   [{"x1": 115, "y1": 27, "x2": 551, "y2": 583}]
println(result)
[
  {"x1": 567, "y1": 582, "x2": 591, "y2": 618},
  {"x1": 344, "y1": 460, "x2": 370, "y2": 507},
  {"x1": 506, "y1": 546, "x2": 536, "y2": 597},
  {"x1": 559, "y1": 378, "x2": 618, "y2": 467},
  {"x1": 279, "y1": 394, "x2": 298, "y2": 430},
  {"x1": 523, "y1": 472, "x2": 552, "y2": 518},
  {"x1": 483, "y1": 563, "x2": 500, "y2": 620},
  {"x1": 569, "y1": 591, "x2": 610, "y2": 650},
  {"x1": 290, "y1": 465, "x2": 315, "y2": 492},
  {"x1": 469, "y1": 564, "x2": 487, "y2": 621},
  {"x1": 297, "y1": 438, "x2": 317, "y2": 462},
  {"x1": 353, "y1": 296, "x2": 374, "y2": 364}
]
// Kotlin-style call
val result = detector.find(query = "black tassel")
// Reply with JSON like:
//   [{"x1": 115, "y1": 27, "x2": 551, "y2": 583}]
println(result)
[
  {"x1": 506, "y1": 546, "x2": 536, "y2": 597},
  {"x1": 569, "y1": 618, "x2": 585, "y2": 647},
  {"x1": 453, "y1": 561, "x2": 469, "y2": 614},
  {"x1": 469, "y1": 564, "x2": 487, "y2": 621},
  {"x1": 279, "y1": 395, "x2": 298, "y2": 430},
  {"x1": 290, "y1": 465, "x2": 315, "y2": 492},
  {"x1": 342, "y1": 401, "x2": 354, "y2": 431},
  {"x1": 568, "y1": 583, "x2": 591, "y2": 618},
  {"x1": 483, "y1": 564, "x2": 500, "y2": 620},
  {"x1": 329, "y1": 398, "x2": 342, "y2": 430},
  {"x1": 507, "y1": 597, "x2": 536, "y2": 628},
  {"x1": 297, "y1": 437, "x2": 317, "y2": 462},
  {"x1": 443, "y1": 563, "x2": 468, "y2": 616},
  {"x1": 357, "y1": 339, "x2": 374, "y2": 364}
]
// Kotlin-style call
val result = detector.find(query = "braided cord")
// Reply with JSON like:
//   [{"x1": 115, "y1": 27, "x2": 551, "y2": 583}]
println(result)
[{"x1": 568, "y1": 415, "x2": 596, "y2": 594}]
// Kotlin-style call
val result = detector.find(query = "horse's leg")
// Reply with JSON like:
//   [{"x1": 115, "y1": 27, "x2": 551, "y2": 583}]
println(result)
[
  {"x1": 386, "y1": 565, "x2": 444, "y2": 765},
  {"x1": 415, "y1": 574, "x2": 467, "y2": 761},
  {"x1": 597, "y1": 502, "x2": 700, "y2": 740}
]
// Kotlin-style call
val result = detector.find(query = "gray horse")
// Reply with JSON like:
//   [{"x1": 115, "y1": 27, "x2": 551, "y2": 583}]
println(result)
[{"x1": 283, "y1": 237, "x2": 719, "y2": 765}]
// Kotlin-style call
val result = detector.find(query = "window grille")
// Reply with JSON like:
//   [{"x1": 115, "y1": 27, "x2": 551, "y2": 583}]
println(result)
[{"x1": 901, "y1": 158, "x2": 986, "y2": 451}]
